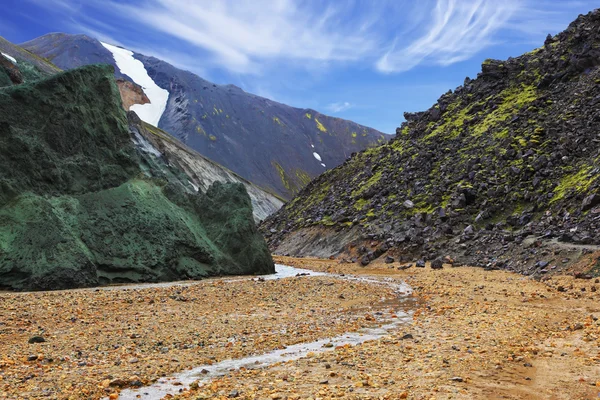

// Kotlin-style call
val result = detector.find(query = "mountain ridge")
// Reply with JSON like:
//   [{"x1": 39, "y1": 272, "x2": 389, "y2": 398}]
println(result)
[{"x1": 22, "y1": 33, "x2": 388, "y2": 199}]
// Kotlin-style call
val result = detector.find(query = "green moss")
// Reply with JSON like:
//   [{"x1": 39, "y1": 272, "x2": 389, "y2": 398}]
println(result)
[
  {"x1": 295, "y1": 170, "x2": 312, "y2": 186},
  {"x1": 321, "y1": 215, "x2": 336, "y2": 226},
  {"x1": 473, "y1": 84, "x2": 538, "y2": 138},
  {"x1": 209, "y1": 134, "x2": 217, "y2": 141},
  {"x1": 272, "y1": 116, "x2": 282, "y2": 126},
  {"x1": 305, "y1": 113, "x2": 312, "y2": 119},
  {"x1": 352, "y1": 170, "x2": 382, "y2": 197},
  {"x1": 351, "y1": 132, "x2": 357, "y2": 138},
  {"x1": 315, "y1": 118, "x2": 327, "y2": 133},
  {"x1": 272, "y1": 161, "x2": 292, "y2": 192},
  {"x1": 354, "y1": 198, "x2": 369, "y2": 210},
  {"x1": 551, "y1": 166, "x2": 596, "y2": 203},
  {"x1": 494, "y1": 128, "x2": 510, "y2": 140}
]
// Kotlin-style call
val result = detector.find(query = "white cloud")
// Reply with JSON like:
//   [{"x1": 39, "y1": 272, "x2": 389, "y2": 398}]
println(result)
[
  {"x1": 114, "y1": 0, "x2": 379, "y2": 74},
  {"x1": 24, "y1": 0, "x2": 594, "y2": 75},
  {"x1": 376, "y1": 0, "x2": 522, "y2": 73},
  {"x1": 326, "y1": 101, "x2": 353, "y2": 113}
]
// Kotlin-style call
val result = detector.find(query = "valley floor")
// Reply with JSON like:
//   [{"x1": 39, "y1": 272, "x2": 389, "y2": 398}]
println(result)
[{"x1": 1, "y1": 255, "x2": 600, "y2": 399}]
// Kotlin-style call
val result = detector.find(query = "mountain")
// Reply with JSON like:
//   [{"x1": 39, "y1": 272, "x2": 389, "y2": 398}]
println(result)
[
  {"x1": 22, "y1": 33, "x2": 388, "y2": 199},
  {"x1": 0, "y1": 36, "x2": 283, "y2": 222},
  {"x1": 261, "y1": 10, "x2": 600, "y2": 275},
  {"x1": 131, "y1": 115, "x2": 284, "y2": 222},
  {"x1": 0, "y1": 58, "x2": 274, "y2": 290}
]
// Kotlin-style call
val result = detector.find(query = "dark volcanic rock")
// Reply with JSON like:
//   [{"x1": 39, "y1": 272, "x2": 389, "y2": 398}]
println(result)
[
  {"x1": 582, "y1": 194, "x2": 599, "y2": 211},
  {"x1": 261, "y1": 9, "x2": 600, "y2": 272},
  {"x1": 0, "y1": 64, "x2": 274, "y2": 291},
  {"x1": 431, "y1": 259, "x2": 444, "y2": 270}
]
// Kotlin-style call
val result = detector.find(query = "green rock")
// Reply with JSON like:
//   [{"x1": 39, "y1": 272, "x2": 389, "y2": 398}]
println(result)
[{"x1": 0, "y1": 64, "x2": 274, "y2": 290}]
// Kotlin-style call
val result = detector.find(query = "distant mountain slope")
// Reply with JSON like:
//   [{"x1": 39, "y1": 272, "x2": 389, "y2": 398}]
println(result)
[
  {"x1": 132, "y1": 115, "x2": 285, "y2": 222},
  {"x1": 2, "y1": 36, "x2": 281, "y2": 221},
  {"x1": 0, "y1": 35, "x2": 60, "y2": 83},
  {"x1": 22, "y1": 33, "x2": 388, "y2": 198},
  {"x1": 261, "y1": 10, "x2": 600, "y2": 274}
]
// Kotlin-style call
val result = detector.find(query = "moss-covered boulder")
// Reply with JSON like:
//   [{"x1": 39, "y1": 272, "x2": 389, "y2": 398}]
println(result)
[{"x1": 0, "y1": 64, "x2": 274, "y2": 291}]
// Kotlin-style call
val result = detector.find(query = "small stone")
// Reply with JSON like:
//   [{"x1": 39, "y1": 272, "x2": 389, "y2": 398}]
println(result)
[
  {"x1": 128, "y1": 357, "x2": 139, "y2": 364},
  {"x1": 416, "y1": 260, "x2": 426, "y2": 268},
  {"x1": 430, "y1": 259, "x2": 443, "y2": 270},
  {"x1": 28, "y1": 336, "x2": 46, "y2": 344},
  {"x1": 27, "y1": 355, "x2": 38, "y2": 361},
  {"x1": 450, "y1": 377, "x2": 464, "y2": 382},
  {"x1": 385, "y1": 256, "x2": 395, "y2": 264},
  {"x1": 463, "y1": 225, "x2": 474, "y2": 236},
  {"x1": 229, "y1": 389, "x2": 240, "y2": 398},
  {"x1": 400, "y1": 333, "x2": 414, "y2": 340}
]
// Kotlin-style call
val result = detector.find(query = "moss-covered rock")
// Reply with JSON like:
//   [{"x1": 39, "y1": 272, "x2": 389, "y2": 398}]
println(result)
[
  {"x1": 0, "y1": 64, "x2": 274, "y2": 291},
  {"x1": 261, "y1": 9, "x2": 600, "y2": 273}
]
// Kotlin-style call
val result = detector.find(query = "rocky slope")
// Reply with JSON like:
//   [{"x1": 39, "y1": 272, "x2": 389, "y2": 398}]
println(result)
[
  {"x1": 0, "y1": 63, "x2": 274, "y2": 291},
  {"x1": 130, "y1": 114, "x2": 284, "y2": 222},
  {"x1": 22, "y1": 33, "x2": 388, "y2": 199},
  {"x1": 262, "y1": 10, "x2": 600, "y2": 276}
]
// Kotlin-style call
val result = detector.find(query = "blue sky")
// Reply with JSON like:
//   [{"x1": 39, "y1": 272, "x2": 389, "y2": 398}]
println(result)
[{"x1": 1, "y1": 0, "x2": 597, "y2": 134}]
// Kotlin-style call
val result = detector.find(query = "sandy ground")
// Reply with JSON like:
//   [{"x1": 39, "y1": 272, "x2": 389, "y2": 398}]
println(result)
[
  {"x1": 1, "y1": 255, "x2": 600, "y2": 399},
  {"x1": 171, "y1": 256, "x2": 600, "y2": 400},
  {"x1": 0, "y1": 274, "x2": 395, "y2": 400}
]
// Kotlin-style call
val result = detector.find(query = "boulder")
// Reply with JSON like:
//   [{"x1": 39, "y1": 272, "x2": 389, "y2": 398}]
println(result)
[{"x1": 0, "y1": 65, "x2": 274, "y2": 290}]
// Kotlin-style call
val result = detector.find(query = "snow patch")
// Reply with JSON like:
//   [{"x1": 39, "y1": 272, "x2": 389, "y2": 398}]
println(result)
[
  {"x1": 189, "y1": 181, "x2": 200, "y2": 193},
  {"x1": 321, "y1": 163, "x2": 326, "y2": 168},
  {"x1": 313, "y1": 152, "x2": 322, "y2": 162},
  {"x1": 311, "y1": 144, "x2": 314, "y2": 148},
  {"x1": 101, "y1": 42, "x2": 169, "y2": 127},
  {"x1": 1, "y1": 53, "x2": 16, "y2": 64},
  {"x1": 131, "y1": 130, "x2": 162, "y2": 157}
]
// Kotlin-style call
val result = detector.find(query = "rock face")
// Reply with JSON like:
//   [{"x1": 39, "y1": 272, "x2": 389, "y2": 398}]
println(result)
[
  {"x1": 261, "y1": 10, "x2": 600, "y2": 273},
  {"x1": 0, "y1": 64, "x2": 274, "y2": 291},
  {"x1": 117, "y1": 78, "x2": 150, "y2": 110},
  {"x1": 22, "y1": 33, "x2": 389, "y2": 199},
  {"x1": 131, "y1": 115, "x2": 284, "y2": 222}
]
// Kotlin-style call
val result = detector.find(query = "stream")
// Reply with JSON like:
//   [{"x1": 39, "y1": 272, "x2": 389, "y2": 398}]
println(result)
[{"x1": 114, "y1": 264, "x2": 415, "y2": 400}]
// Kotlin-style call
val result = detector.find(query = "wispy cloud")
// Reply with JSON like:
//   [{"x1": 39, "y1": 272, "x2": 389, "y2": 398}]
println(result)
[
  {"x1": 376, "y1": 0, "x2": 522, "y2": 73},
  {"x1": 113, "y1": 0, "x2": 380, "y2": 74},
  {"x1": 326, "y1": 101, "x2": 353, "y2": 113},
  {"x1": 22, "y1": 0, "x2": 597, "y2": 76}
]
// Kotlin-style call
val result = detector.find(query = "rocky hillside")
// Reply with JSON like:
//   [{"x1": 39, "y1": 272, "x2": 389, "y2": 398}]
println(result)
[
  {"x1": 22, "y1": 33, "x2": 388, "y2": 199},
  {"x1": 0, "y1": 63, "x2": 274, "y2": 291},
  {"x1": 262, "y1": 10, "x2": 600, "y2": 275},
  {"x1": 131, "y1": 114, "x2": 284, "y2": 222}
]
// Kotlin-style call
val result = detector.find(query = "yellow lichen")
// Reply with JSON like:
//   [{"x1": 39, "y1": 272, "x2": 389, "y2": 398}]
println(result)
[{"x1": 315, "y1": 118, "x2": 327, "y2": 133}]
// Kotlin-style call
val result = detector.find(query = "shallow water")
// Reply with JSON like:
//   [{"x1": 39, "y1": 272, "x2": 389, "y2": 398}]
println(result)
[{"x1": 114, "y1": 265, "x2": 415, "y2": 400}]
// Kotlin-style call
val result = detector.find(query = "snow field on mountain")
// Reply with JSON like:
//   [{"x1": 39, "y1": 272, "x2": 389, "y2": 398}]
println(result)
[
  {"x1": 101, "y1": 42, "x2": 169, "y2": 127},
  {"x1": 1, "y1": 53, "x2": 16, "y2": 63}
]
